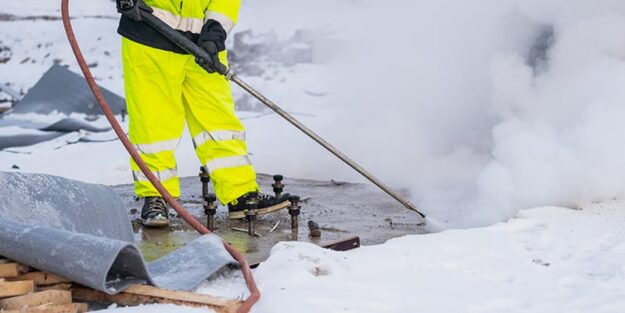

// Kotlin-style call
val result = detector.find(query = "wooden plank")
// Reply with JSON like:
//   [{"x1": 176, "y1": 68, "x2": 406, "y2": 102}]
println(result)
[
  {"x1": 2, "y1": 303, "x2": 81, "y2": 313},
  {"x1": 124, "y1": 285, "x2": 238, "y2": 306},
  {"x1": 228, "y1": 200, "x2": 291, "y2": 219},
  {"x1": 0, "y1": 263, "x2": 30, "y2": 278},
  {"x1": 229, "y1": 197, "x2": 312, "y2": 219},
  {"x1": 0, "y1": 290, "x2": 72, "y2": 310},
  {"x1": 73, "y1": 303, "x2": 88, "y2": 313},
  {"x1": 0, "y1": 280, "x2": 34, "y2": 299},
  {"x1": 10, "y1": 272, "x2": 70, "y2": 286},
  {"x1": 72, "y1": 285, "x2": 241, "y2": 313},
  {"x1": 38, "y1": 283, "x2": 72, "y2": 291},
  {"x1": 321, "y1": 236, "x2": 361, "y2": 251},
  {"x1": 230, "y1": 228, "x2": 262, "y2": 237}
]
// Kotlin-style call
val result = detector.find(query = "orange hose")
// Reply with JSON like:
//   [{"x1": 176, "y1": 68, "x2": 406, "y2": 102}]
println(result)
[{"x1": 60, "y1": 1, "x2": 260, "y2": 311}]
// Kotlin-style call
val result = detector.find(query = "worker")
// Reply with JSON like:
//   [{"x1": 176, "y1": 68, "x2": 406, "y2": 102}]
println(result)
[{"x1": 115, "y1": 0, "x2": 289, "y2": 227}]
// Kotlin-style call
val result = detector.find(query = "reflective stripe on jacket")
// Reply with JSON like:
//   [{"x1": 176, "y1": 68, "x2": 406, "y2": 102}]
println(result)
[{"x1": 117, "y1": 0, "x2": 240, "y2": 54}]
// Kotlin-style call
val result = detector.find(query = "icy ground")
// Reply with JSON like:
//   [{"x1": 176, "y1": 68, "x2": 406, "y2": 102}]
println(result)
[{"x1": 2, "y1": 1, "x2": 625, "y2": 313}]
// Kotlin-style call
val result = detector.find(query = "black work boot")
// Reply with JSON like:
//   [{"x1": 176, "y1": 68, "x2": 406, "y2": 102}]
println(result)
[
  {"x1": 141, "y1": 196, "x2": 170, "y2": 228},
  {"x1": 228, "y1": 192, "x2": 291, "y2": 213}
]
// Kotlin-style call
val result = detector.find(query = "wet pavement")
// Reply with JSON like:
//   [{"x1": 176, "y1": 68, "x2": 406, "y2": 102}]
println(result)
[{"x1": 114, "y1": 174, "x2": 427, "y2": 265}]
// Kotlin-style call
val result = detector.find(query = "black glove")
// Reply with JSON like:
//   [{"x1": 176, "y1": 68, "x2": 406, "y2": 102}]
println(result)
[
  {"x1": 195, "y1": 20, "x2": 228, "y2": 75},
  {"x1": 116, "y1": 0, "x2": 153, "y2": 22}
]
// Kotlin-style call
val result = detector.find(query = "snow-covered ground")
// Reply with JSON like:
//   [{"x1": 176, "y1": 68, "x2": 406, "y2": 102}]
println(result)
[
  {"x1": 95, "y1": 201, "x2": 625, "y2": 313},
  {"x1": 3, "y1": 1, "x2": 625, "y2": 312},
  {"x1": 242, "y1": 202, "x2": 625, "y2": 313}
]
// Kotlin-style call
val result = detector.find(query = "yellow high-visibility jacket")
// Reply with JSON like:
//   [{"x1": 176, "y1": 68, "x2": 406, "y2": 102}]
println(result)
[{"x1": 118, "y1": 0, "x2": 240, "y2": 53}]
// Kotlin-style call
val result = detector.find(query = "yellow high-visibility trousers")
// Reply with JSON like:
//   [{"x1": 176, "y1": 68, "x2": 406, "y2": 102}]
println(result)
[{"x1": 122, "y1": 37, "x2": 259, "y2": 204}]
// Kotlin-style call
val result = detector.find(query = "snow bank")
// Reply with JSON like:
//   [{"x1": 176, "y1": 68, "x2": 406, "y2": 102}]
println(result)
[{"x1": 193, "y1": 201, "x2": 625, "y2": 313}]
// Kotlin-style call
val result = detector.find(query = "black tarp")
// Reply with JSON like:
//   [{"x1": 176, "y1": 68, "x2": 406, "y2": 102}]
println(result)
[
  {"x1": 8, "y1": 63, "x2": 125, "y2": 115},
  {"x1": 0, "y1": 64, "x2": 123, "y2": 150}
]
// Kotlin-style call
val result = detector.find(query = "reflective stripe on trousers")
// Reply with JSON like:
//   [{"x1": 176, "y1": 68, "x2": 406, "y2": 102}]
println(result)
[
  {"x1": 204, "y1": 155, "x2": 251, "y2": 174},
  {"x1": 134, "y1": 138, "x2": 180, "y2": 155},
  {"x1": 132, "y1": 167, "x2": 178, "y2": 182},
  {"x1": 192, "y1": 130, "x2": 245, "y2": 149}
]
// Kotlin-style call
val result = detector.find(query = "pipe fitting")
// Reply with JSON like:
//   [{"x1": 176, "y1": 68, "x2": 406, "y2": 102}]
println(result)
[{"x1": 272, "y1": 174, "x2": 284, "y2": 198}]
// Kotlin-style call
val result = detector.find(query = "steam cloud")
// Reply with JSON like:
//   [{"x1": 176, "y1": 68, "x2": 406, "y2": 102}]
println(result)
[{"x1": 316, "y1": 0, "x2": 625, "y2": 228}]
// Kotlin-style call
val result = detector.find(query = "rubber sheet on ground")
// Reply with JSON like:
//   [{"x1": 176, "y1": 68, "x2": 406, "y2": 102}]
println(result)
[{"x1": 0, "y1": 172, "x2": 237, "y2": 294}]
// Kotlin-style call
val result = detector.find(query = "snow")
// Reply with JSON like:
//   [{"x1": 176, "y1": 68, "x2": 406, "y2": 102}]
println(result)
[
  {"x1": 0, "y1": 125, "x2": 48, "y2": 136},
  {"x1": 195, "y1": 202, "x2": 625, "y2": 313},
  {"x1": 95, "y1": 304, "x2": 214, "y2": 313},
  {"x1": 2, "y1": 0, "x2": 113, "y2": 16}
]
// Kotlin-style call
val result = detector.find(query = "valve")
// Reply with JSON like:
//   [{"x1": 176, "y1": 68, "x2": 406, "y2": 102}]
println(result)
[
  {"x1": 288, "y1": 195, "x2": 301, "y2": 234},
  {"x1": 272, "y1": 174, "x2": 284, "y2": 198},
  {"x1": 245, "y1": 195, "x2": 259, "y2": 236},
  {"x1": 204, "y1": 193, "x2": 217, "y2": 231},
  {"x1": 199, "y1": 167, "x2": 216, "y2": 230},
  {"x1": 199, "y1": 166, "x2": 210, "y2": 198}
]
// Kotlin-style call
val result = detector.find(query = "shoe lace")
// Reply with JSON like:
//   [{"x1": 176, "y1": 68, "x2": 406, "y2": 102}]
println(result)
[{"x1": 146, "y1": 197, "x2": 167, "y2": 213}]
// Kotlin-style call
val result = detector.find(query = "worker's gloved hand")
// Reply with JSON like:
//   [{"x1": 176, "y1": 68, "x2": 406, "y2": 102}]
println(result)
[
  {"x1": 196, "y1": 20, "x2": 228, "y2": 75},
  {"x1": 195, "y1": 42, "x2": 228, "y2": 75},
  {"x1": 116, "y1": 0, "x2": 153, "y2": 22}
]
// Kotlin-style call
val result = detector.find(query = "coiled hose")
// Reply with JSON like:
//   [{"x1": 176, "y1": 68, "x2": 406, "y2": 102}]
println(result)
[{"x1": 60, "y1": 1, "x2": 260, "y2": 312}]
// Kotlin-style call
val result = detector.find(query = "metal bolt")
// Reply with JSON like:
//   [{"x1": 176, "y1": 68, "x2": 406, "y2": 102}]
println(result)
[
  {"x1": 288, "y1": 195, "x2": 301, "y2": 233},
  {"x1": 245, "y1": 196, "x2": 259, "y2": 236},
  {"x1": 199, "y1": 166, "x2": 210, "y2": 197},
  {"x1": 204, "y1": 194, "x2": 217, "y2": 231},
  {"x1": 272, "y1": 174, "x2": 284, "y2": 198}
]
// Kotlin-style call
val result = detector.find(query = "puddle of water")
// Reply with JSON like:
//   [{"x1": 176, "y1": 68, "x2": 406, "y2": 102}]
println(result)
[
  {"x1": 134, "y1": 218, "x2": 296, "y2": 264},
  {"x1": 121, "y1": 174, "x2": 427, "y2": 264},
  {"x1": 137, "y1": 227, "x2": 200, "y2": 262}
]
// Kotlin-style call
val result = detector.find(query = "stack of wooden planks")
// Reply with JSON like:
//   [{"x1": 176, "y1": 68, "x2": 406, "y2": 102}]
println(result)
[
  {"x1": 0, "y1": 258, "x2": 85, "y2": 313},
  {"x1": 0, "y1": 257, "x2": 242, "y2": 313}
]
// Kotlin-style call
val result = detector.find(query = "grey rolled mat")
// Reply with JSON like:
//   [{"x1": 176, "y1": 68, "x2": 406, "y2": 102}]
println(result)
[{"x1": 0, "y1": 172, "x2": 237, "y2": 294}]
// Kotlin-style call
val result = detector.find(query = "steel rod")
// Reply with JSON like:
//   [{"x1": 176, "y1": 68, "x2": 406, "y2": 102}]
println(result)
[{"x1": 230, "y1": 75, "x2": 425, "y2": 218}]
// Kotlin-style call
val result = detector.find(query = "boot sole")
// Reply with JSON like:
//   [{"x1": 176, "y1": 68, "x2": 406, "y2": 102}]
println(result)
[{"x1": 142, "y1": 218, "x2": 170, "y2": 228}]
